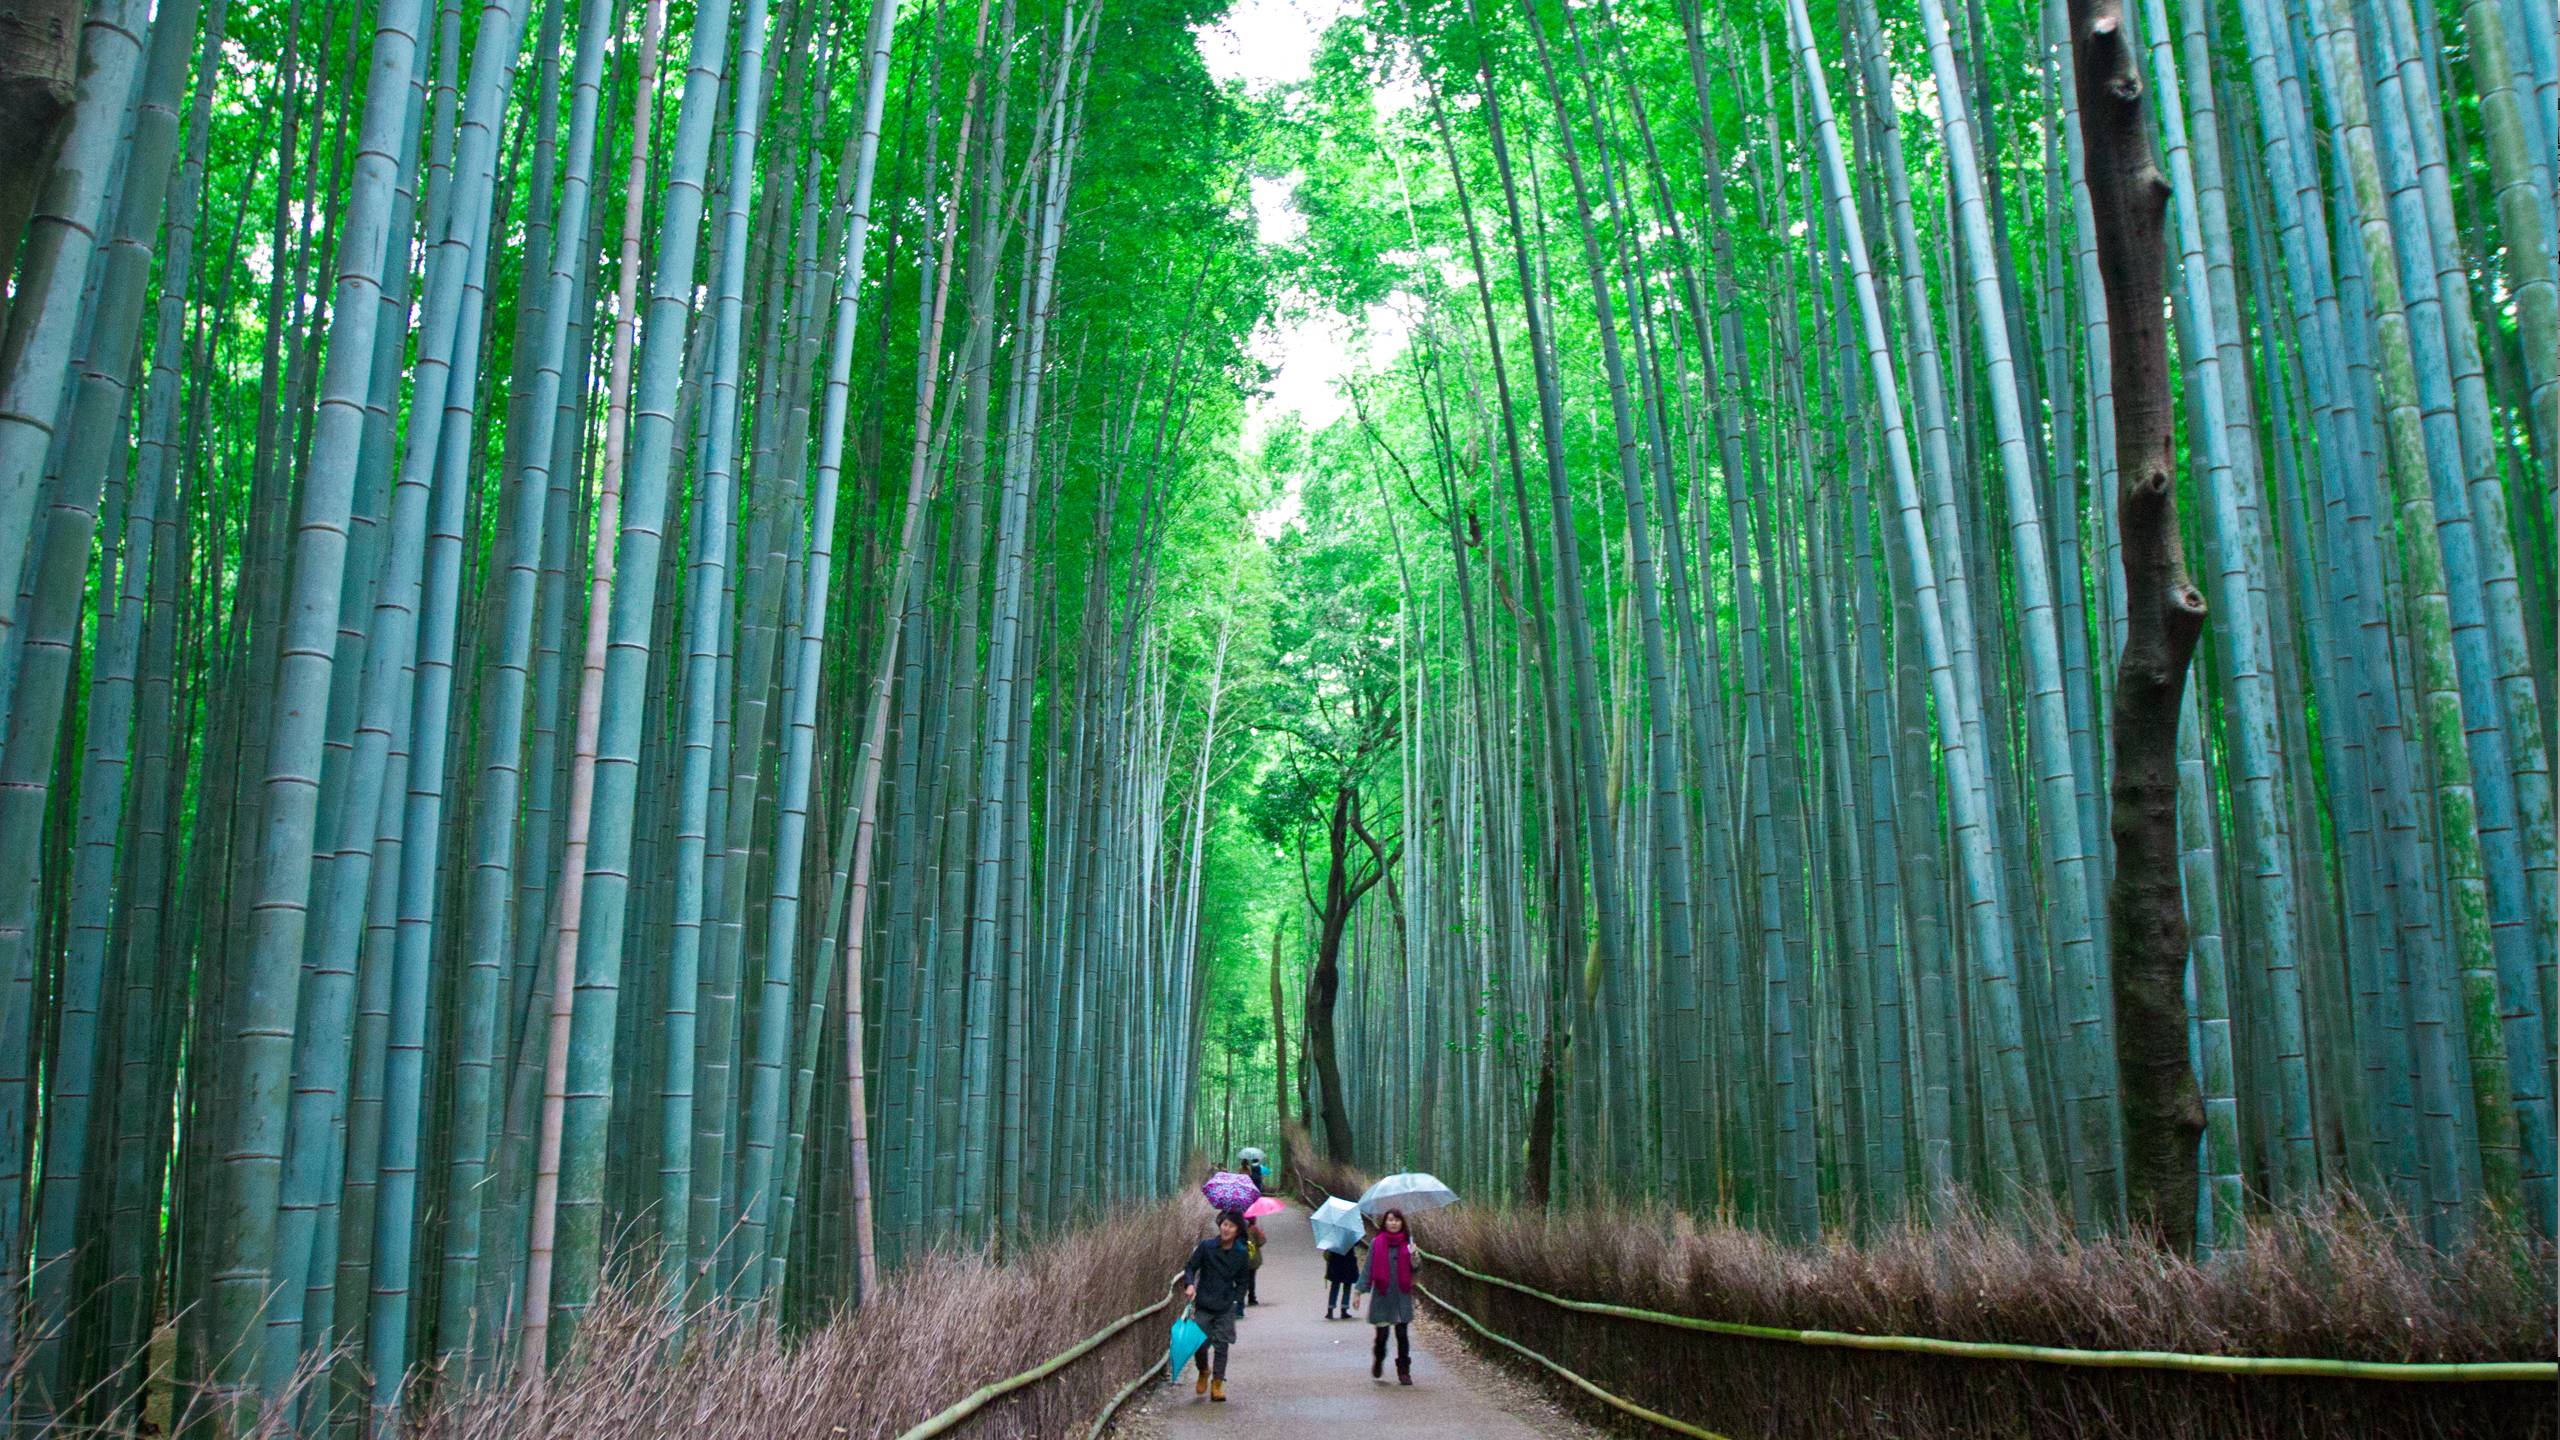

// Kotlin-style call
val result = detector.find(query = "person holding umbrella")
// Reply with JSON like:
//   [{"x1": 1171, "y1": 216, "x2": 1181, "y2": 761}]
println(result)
[
  {"x1": 1311, "y1": 1195, "x2": 1367, "y2": 1319},
  {"x1": 1244, "y1": 1213, "x2": 1266, "y2": 1306},
  {"x1": 1323, "y1": 1232, "x2": 1364, "y2": 1320},
  {"x1": 1240, "y1": 1195, "x2": 1281, "y2": 1307},
  {"x1": 1175, "y1": 1209, "x2": 1254, "y2": 1401},
  {"x1": 1238, "y1": 1147, "x2": 1272, "y2": 1308},
  {"x1": 1362, "y1": 1208, "x2": 1420, "y2": 1384},
  {"x1": 1350, "y1": 1174, "x2": 1454, "y2": 1369}
]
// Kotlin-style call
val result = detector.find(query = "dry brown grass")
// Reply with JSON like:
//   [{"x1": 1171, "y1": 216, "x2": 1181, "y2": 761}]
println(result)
[
  {"x1": 1424, "y1": 1194, "x2": 2552, "y2": 1364},
  {"x1": 1287, "y1": 1131, "x2": 2555, "y2": 1439},
  {"x1": 1443, "y1": 1199, "x2": 2560, "y2": 1434},
  {"x1": 26, "y1": 1184, "x2": 1212, "y2": 1436},
  {"x1": 415, "y1": 1200, "x2": 1205, "y2": 1440}
]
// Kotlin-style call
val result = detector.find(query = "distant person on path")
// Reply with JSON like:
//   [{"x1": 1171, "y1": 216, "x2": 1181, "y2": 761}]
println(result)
[
  {"x1": 1242, "y1": 1212, "x2": 1267, "y2": 1306},
  {"x1": 1323, "y1": 1233, "x2": 1363, "y2": 1319},
  {"x1": 1178, "y1": 1209, "x2": 1253, "y2": 1402},
  {"x1": 1364, "y1": 1207, "x2": 1419, "y2": 1384}
]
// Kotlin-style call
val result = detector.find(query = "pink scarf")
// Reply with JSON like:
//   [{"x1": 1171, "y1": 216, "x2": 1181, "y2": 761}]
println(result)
[{"x1": 1367, "y1": 1230, "x2": 1415, "y2": 1292}]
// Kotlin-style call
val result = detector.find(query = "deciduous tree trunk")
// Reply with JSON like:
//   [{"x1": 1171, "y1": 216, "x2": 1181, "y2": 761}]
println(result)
[
  {"x1": 2067, "y1": 0, "x2": 2207, "y2": 1254},
  {"x1": 1306, "y1": 789, "x2": 1366, "y2": 1163},
  {"x1": 1269, "y1": 925, "x2": 1289, "y2": 1136}
]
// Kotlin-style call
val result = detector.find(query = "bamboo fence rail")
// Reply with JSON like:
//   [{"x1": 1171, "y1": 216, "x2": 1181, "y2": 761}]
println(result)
[
  {"x1": 895, "y1": 1292, "x2": 1174, "y2": 1439},
  {"x1": 1418, "y1": 1248, "x2": 2557, "y2": 1382}
]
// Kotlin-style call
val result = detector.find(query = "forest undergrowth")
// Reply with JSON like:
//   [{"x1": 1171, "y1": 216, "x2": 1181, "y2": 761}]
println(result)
[
  {"x1": 31, "y1": 1199, "x2": 1199, "y2": 1440},
  {"x1": 1285, "y1": 1129, "x2": 2557, "y2": 1439},
  {"x1": 413, "y1": 1197, "x2": 1197, "y2": 1439}
]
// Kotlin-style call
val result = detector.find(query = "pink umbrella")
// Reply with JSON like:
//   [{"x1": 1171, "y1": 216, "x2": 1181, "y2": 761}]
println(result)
[{"x1": 1243, "y1": 1196, "x2": 1284, "y2": 1220}]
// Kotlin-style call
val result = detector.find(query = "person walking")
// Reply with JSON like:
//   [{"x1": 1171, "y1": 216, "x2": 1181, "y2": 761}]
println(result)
[
  {"x1": 1364, "y1": 1208, "x2": 1419, "y2": 1384},
  {"x1": 1177, "y1": 1209, "x2": 1253, "y2": 1401},
  {"x1": 1323, "y1": 1234, "x2": 1362, "y2": 1319},
  {"x1": 1242, "y1": 1211, "x2": 1267, "y2": 1306},
  {"x1": 1236, "y1": 1152, "x2": 1271, "y2": 1312}
]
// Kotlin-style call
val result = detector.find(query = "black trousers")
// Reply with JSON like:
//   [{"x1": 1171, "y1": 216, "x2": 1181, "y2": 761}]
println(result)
[
  {"x1": 1194, "y1": 1342, "x2": 1230, "y2": 1380},
  {"x1": 1371, "y1": 1322, "x2": 1410, "y2": 1363}
]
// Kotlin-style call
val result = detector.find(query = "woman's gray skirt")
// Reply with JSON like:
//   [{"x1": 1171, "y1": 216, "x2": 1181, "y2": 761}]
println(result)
[
  {"x1": 1196, "y1": 1305, "x2": 1239, "y2": 1345},
  {"x1": 1365, "y1": 1288, "x2": 1415, "y2": 1326}
]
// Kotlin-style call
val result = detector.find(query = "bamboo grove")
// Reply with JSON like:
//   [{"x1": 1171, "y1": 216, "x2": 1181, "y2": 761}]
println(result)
[
  {"x1": 0, "y1": 0, "x2": 1271, "y2": 1423},
  {"x1": 0, "y1": 0, "x2": 2553, "y2": 1427},
  {"x1": 1251, "y1": 0, "x2": 2556, "y2": 1261}
]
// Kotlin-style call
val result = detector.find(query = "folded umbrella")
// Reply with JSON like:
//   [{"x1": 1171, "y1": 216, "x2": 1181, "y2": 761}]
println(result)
[
  {"x1": 1309, "y1": 1196, "x2": 1364, "y2": 1254},
  {"x1": 1167, "y1": 1304, "x2": 1207, "y2": 1382},
  {"x1": 1358, "y1": 1172, "x2": 1458, "y2": 1216},
  {"x1": 1243, "y1": 1195, "x2": 1284, "y2": 1219},
  {"x1": 1201, "y1": 1170, "x2": 1261, "y2": 1212}
]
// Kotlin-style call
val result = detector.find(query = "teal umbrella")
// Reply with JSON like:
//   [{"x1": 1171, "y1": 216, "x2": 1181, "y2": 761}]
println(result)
[{"x1": 1167, "y1": 1303, "x2": 1207, "y2": 1381}]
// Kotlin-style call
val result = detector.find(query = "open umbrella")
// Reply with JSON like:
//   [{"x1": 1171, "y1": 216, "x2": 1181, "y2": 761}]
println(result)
[
  {"x1": 1238, "y1": 1145, "x2": 1266, "y2": 1165},
  {"x1": 1358, "y1": 1172, "x2": 1458, "y2": 1216},
  {"x1": 1201, "y1": 1170, "x2": 1260, "y2": 1212},
  {"x1": 1309, "y1": 1196, "x2": 1364, "y2": 1254},
  {"x1": 1243, "y1": 1195, "x2": 1284, "y2": 1220},
  {"x1": 1167, "y1": 1303, "x2": 1207, "y2": 1382}
]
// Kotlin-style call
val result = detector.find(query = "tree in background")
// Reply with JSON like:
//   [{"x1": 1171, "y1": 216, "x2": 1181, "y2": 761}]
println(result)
[{"x1": 1247, "y1": 431, "x2": 1404, "y2": 1165}]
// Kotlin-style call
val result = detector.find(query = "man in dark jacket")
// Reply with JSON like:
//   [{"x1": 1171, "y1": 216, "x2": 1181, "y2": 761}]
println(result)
[{"x1": 1177, "y1": 1210, "x2": 1252, "y2": 1401}]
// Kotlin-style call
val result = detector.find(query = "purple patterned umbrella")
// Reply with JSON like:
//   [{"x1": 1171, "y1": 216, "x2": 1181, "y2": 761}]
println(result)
[{"x1": 1201, "y1": 1170, "x2": 1261, "y2": 1212}]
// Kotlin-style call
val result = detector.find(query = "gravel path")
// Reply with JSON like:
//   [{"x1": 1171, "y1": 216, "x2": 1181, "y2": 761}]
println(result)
[{"x1": 1113, "y1": 1203, "x2": 1608, "y2": 1437}]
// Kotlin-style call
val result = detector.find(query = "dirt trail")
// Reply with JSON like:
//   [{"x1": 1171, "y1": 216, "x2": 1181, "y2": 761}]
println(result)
[{"x1": 1118, "y1": 1201, "x2": 1604, "y2": 1436}]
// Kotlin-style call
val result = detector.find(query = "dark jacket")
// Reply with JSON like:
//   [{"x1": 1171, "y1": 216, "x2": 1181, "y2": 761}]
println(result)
[
  {"x1": 1323, "y1": 1246, "x2": 1360, "y2": 1284},
  {"x1": 1183, "y1": 1236, "x2": 1252, "y2": 1314}
]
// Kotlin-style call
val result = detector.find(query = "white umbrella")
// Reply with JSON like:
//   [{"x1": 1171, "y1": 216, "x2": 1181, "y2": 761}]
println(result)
[
  {"x1": 1238, "y1": 1146, "x2": 1266, "y2": 1165},
  {"x1": 1309, "y1": 1196, "x2": 1365, "y2": 1254},
  {"x1": 1358, "y1": 1172, "x2": 1458, "y2": 1217}
]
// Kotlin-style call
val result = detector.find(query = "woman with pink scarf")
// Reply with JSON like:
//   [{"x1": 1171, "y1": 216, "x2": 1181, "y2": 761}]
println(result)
[{"x1": 1361, "y1": 1207, "x2": 1419, "y2": 1383}]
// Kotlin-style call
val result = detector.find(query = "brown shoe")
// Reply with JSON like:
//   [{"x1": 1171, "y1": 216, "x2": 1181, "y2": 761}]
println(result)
[
  {"x1": 1210, "y1": 1379, "x2": 1227, "y2": 1403},
  {"x1": 1397, "y1": 1359, "x2": 1412, "y2": 1386},
  {"x1": 1195, "y1": 1369, "x2": 1209, "y2": 1396}
]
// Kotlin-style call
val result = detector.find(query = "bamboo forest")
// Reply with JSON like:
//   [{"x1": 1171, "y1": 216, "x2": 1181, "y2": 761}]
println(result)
[{"x1": 0, "y1": 0, "x2": 2552, "y2": 1430}]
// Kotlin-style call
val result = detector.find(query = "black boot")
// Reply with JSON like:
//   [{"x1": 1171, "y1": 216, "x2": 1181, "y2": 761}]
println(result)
[
  {"x1": 1396, "y1": 1358, "x2": 1412, "y2": 1386},
  {"x1": 1371, "y1": 1331, "x2": 1386, "y2": 1379}
]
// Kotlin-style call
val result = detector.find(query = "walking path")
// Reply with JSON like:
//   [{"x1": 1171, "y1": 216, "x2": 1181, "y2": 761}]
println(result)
[{"x1": 1120, "y1": 1202, "x2": 1603, "y2": 1436}]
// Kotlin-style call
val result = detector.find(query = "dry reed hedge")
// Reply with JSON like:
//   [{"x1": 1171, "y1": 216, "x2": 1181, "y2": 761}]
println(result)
[
  {"x1": 1424, "y1": 1200, "x2": 2554, "y2": 1440},
  {"x1": 1434, "y1": 1264, "x2": 2552, "y2": 1440},
  {"x1": 1285, "y1": 1130, "x2": 2555, "y2": 1440},
  {"x1": 414, "y1": 1199, "x2": 1203, "y2": 1440},
  {"x1": 1425, "y1": 1198, "x2": 2553, "y2": 1361}
]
